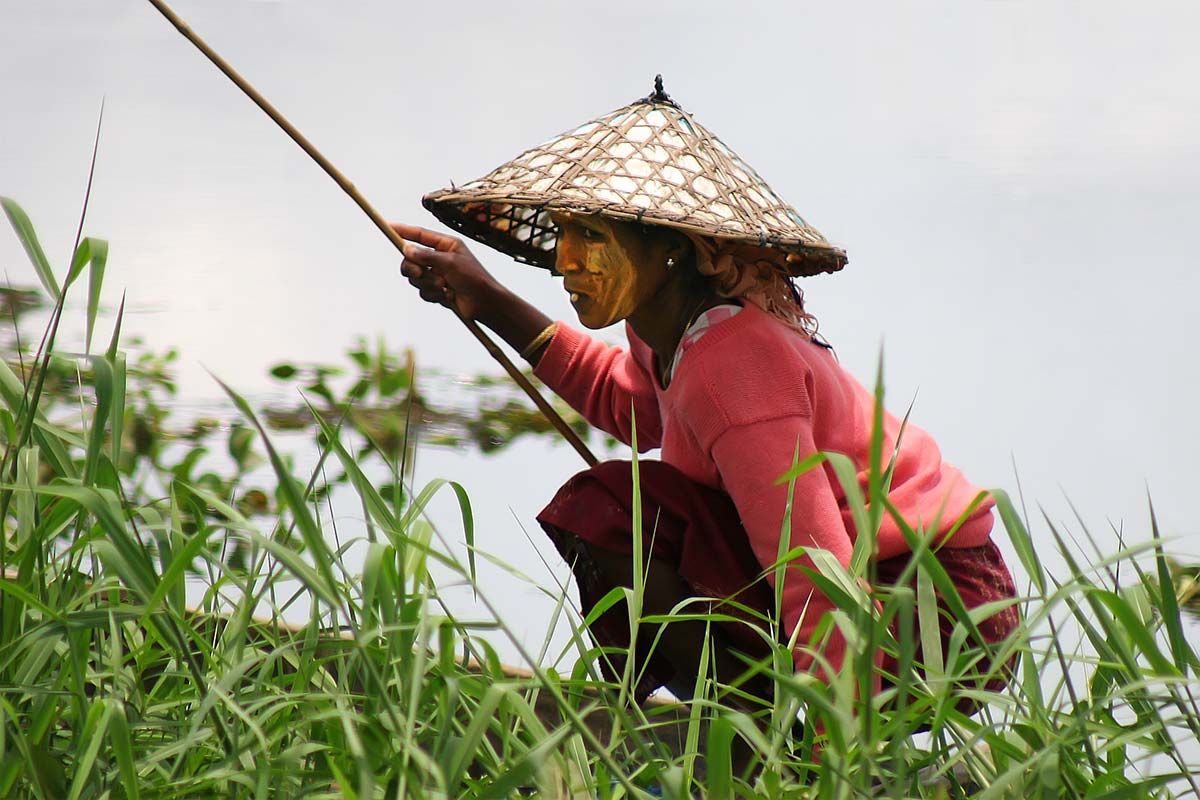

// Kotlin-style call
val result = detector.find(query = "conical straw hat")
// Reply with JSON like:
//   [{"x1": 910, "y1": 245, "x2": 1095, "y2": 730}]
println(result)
[{"x1": 423, "y1": 78, "x2": 847, "y2": 277}]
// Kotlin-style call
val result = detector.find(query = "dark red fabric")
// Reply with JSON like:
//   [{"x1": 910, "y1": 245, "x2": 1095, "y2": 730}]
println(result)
[{"x1": 537, "y1": 459, "x2": 1019, "y2": 704}]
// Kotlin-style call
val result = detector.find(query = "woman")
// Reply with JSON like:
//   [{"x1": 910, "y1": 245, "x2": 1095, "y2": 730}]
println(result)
[{"x1": 396, "y1": 80, "x2": 1018, "y2": 720}]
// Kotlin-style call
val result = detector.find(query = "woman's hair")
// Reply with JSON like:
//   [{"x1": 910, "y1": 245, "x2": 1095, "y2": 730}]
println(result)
[{"x1": 683, "y1": 233, "x2": 824, "y2": 342}]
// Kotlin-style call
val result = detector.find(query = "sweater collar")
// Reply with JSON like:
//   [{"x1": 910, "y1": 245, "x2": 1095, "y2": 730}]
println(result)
[{"x1": 627, "y1": 300, "x2": 765, "y2": 393}]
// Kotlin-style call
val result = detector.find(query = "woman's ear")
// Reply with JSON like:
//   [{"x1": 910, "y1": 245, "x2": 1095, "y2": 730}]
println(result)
[{"x1": 663, "y1": 230, "x2": 692, "y2": 267}]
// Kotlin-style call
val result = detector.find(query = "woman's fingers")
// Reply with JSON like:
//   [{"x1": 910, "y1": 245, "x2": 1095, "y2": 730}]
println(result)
[
  {"x1": 392, "y1": 220, "x2": 500, "y2": 320},
  {"x1": 400, "y1": 255, "x2": 444, "y2": 278},
  {"x1": 402, "y1": 253, "x2": 452, "y2": 285},
  {"x1": 402, "y1": 256, "x2": 454, "y2": 307},
  {"x1": 391, "y1": 222, "x2": 460, "y2": 252},
  {"x1": 401, "y1": 243, "x2": 458, "y2": 270}
]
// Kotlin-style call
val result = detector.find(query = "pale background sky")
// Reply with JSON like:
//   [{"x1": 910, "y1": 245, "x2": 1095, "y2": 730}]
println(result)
[{"x1": 2, "y1": 1, "x2": 1198, "y2": 665}]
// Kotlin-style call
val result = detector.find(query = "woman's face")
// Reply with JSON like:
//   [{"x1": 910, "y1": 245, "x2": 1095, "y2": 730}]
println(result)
[{"x1": 551, "y1": 212, "x2": 673, "y2": 329}]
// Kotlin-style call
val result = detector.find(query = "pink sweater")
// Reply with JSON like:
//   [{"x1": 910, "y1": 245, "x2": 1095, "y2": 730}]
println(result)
[{"x1": 534, "y1": 301, "x2": 994, "y2": 677}]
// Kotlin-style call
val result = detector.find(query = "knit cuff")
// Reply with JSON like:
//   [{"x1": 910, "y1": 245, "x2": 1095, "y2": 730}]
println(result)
[{"x1": 532, "y1": 321, "x2": 587, "y2": 390}]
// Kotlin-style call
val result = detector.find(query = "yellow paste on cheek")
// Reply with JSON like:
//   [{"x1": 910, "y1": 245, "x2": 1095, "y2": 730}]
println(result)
[{"x1": 583, "y1": 238, "x2": 641, "y2": 327}]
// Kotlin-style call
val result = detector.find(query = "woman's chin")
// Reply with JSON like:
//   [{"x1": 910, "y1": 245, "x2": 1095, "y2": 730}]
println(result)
[
  {"x1": 571, "y1": 299, "x2": 600, "y2": 329},
  {"x1": 577, "y1": 314, "x2": 606, "y2": 330},
  {"x1": 572, "y1": 298, "x2": 626, "y2": 329},
  {"x1": 575, "y1": 309, "x2": 620, "y2": 330}
]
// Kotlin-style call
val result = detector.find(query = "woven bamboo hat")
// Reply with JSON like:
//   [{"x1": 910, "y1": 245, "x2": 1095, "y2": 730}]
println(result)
[{"x1": 423, "y1": 77, "x2": 846, "y2": 277}]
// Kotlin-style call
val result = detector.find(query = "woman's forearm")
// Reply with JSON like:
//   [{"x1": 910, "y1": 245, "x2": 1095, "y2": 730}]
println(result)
[{"x1": 476, "y1": 285, "x2": 556, "y2": 365}]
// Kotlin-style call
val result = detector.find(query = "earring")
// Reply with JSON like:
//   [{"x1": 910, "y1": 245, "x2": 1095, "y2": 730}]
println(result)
[{"x1": 666, "y1": 257, "x2": 676, "y2": 270}]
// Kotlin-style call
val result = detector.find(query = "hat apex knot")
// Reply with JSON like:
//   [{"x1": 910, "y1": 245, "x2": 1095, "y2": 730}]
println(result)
[{"x1": 644, "y1": 74, "x2": 677, "y2": 107}]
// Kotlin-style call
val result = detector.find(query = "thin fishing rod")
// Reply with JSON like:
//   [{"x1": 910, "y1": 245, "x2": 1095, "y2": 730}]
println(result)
[{"x1": 145, "y1": 0, "x2": 597, "y2": 467}]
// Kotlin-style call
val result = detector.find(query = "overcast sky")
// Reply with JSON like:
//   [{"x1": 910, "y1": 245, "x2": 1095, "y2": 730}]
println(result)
[{"x1": 3, "y1": 1, "x2": 1198, "y2": 661}]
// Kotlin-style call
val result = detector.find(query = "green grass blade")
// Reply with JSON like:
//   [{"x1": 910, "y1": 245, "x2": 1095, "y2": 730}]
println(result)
[
  {"x1": 0, "y1": 576, "x2": 60, "y2": 620},
  {"x1": 105, "y1": 292, "x2": 126, "y2": 361},
  {"x1": 1086, "y1": 774, "x2": 1175, "y2": 799},
  {"x1": 864, "y1": 350, "x2": 887, "y2": 554},
  {"x1": 825, "y1": 451, "x2": 872, "y2": 575},
  {"x1": 314, "y1": 413, "x2": 399, "y2": 525},
  {"x1": 0, "y1": 359, "x2": 78, "y2": 479},
  {"x1": 139, "y1": 524, "x2": 218, "y2": 623},
  {"x1": 993, "y1": 488, "x2": 1046, "y2": 594},
  {"x1": 444, "y1": 684, "x2": 506, "y2": 788},
  {"x1": 214, "y1": 375, "x2": 341, "y2": 605},
  {"x1": 82, "y1": 237, "x2": 108, "y2": 353},
  {"x1": 774, "y1": 440, "x2": 803, "y2": 636},
  {"x1": 65, "y1": 697, "x2": 112, "y2": 800},
  {"x1": 108, "y1": 351, "x2": 126, "y2": 471},
  {"x1": 1092, "y1": 589, "x2": 1178, "y2": 677},
  {"x1": 81, "y1": 356, "x2": 113, "y2": 485},
  {"x1": 916, "y1": 562, "x2": 944, "y2": 682},
  {"x1": 706, "y1": 715, "x2": 736, "y2": 800},
  {"x1": 1149, "y1": 495, "x2": 1196, "y2": 675},
  {"x1": 106, "y1": 701, "x2": 140, "y2": 800},
  {"x1": 15, "y1": 446, "x2": 38, "y2": 548},
  {"x1": 1, "y1": 196, "x2": 59, "y2": 300},
  {"x1": 447, "y1": 479, "x2": 477, "y2": 588},
  {"x1": 64, "y1": 237, "x2": 106, "y2": 301},
  {"x1": 37, "y1": 484, "x2": 156, "y2": 595}
]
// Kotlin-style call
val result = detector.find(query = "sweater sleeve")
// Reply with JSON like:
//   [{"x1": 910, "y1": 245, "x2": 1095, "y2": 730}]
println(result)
[
  {"x1": 708, "y1": 415, "x2": 856, "y2": 680},
  {"x1": 532, "y1": 322, "x2": 663, "y2": 452}
]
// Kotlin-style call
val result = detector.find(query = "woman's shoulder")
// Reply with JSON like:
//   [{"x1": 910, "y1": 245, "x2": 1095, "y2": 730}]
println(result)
[
  {"x1": 680, "y1": 301, "x2": 822, "y2": 373},
  {"x1": 671, "y1": 302, "x2": 818, "y2": 435},
  {"x1": 665, "y1": 304, "x2": 743, "y2": 383}
]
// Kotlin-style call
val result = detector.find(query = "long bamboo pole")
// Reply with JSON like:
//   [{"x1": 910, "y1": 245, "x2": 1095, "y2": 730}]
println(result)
[{"x1": 146, "y1": 0, "x2": 597, "y2": 467}]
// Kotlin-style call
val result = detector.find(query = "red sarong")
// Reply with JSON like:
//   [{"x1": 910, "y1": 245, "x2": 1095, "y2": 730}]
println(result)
[{"x1": 537, "y1": 460, "x2": 1020, "y2": 706}]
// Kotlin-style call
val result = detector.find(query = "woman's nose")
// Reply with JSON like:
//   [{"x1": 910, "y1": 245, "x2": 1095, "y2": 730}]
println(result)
[{"x1": 555, "y1": 239, "x2": 582, "y2": 274}]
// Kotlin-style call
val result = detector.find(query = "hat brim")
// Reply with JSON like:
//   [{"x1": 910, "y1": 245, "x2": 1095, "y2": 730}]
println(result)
[{"x1": 422, "y1": 192, "x2": 847, "y2": 278}]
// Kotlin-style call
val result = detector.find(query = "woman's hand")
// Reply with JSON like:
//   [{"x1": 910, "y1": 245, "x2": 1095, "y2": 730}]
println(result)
[
  {"x1": 394, "y1": 223, "x2": 504, "y2": 322},
  {"x1": 394, "y1": 222, "x2": 556, "y2": 362}
]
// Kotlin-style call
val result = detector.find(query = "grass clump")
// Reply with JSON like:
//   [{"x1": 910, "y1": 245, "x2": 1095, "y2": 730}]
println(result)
[{"x1": 1, "y1": 194, "x2": 1199, "y2": 798}]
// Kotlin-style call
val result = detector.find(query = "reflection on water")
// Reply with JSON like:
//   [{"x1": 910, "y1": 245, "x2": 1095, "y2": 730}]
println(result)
[{"x1": 3, "y1": 282, "x2": 609, "y2": 461}]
